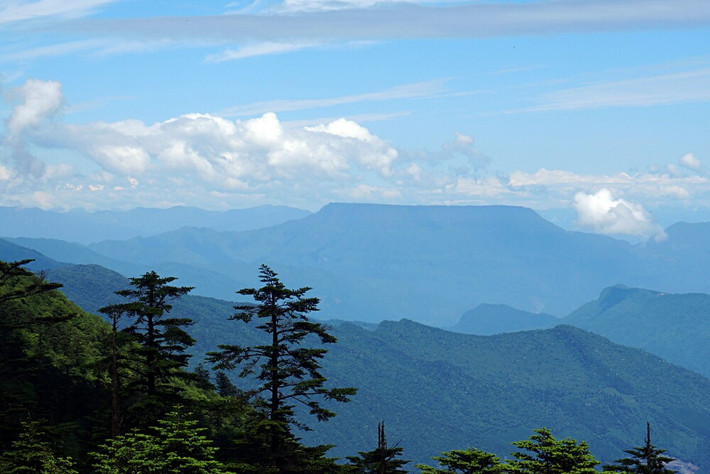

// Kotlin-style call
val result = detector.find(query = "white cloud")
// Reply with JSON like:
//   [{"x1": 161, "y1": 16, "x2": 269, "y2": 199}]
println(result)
[
  {"x1": 679, "y1": 152, "x2": 705, "y2": 174},
  {"x1": 205, "y1": 41, "x2": 322, "y2": 62},
  {"x1": 6, "y1": 78, "x2": 63, "y2": 142},
  {"x1": 573, "y1": 188, "x2": 666, "y2": 240}
]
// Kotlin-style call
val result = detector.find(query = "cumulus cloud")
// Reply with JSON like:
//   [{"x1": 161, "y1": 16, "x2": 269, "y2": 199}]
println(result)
[
  {"x1": 6, "y1": 79, "x2": 63, "y2": 142},
  {"x1": 32, "y1": 112, "x2": 398, "y2": 193},
  {"x1": 573, "y1": 188, "x2": 667, "y2": 241}
]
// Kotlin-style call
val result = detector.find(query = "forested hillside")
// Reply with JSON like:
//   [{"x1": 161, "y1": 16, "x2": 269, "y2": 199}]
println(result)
[{"x1": 0, "y1": 245, "x2": 705, "y2": 471}]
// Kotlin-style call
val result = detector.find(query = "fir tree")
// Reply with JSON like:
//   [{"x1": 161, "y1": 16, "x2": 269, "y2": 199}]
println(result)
[
  {"x1": 100, "y1": 271, "x2": 195, "y2": 428},
  {"x1": 345, "y1": 421, "x2": 409, "y2": 473},
  {"x1": 208, "y1": 264, "x2": 356, "y2": 471},
  {"x1": 603, "y1": 422, "x2": 675, "y2": 473}
]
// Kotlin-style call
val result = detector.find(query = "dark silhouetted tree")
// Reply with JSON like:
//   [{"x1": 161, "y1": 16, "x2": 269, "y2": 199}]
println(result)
[
  {"x1": 208, "y1": 264, "x2": 356, "y2": 471},
  {"x1": 345, "y1": 421, "x2": 409, "y2": 473},
  {"x1": 101, "y1": 271, "x2": 195, "y2": 428},
  {"x1": 603, "y1": 422, "x2": 675, "y2": 473}
]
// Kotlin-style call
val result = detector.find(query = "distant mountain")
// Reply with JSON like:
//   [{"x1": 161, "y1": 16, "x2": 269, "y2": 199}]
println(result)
[
  {"x1": 451, "y1": 303, "x2": 559, "y2": 335},
  {"x1": 0, "y1": 205, "x2": 310, "y2": 244},
  {"x1": 10, "y1": 203, "x2": 710, "y2": 327},
  {"x1": 564, "y1": 285, "x2": 710, "y2": 378},
  {"x1": 0, "y1": 238, "x2": 65, "y2": 271},
  {"x1": 81, "y1": 203, "x2": 640, "y2": 323}
]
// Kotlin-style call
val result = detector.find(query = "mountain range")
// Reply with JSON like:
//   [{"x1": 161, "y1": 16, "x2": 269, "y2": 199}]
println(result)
[
  {"x1": 2, "y1": 238, "x2": 709, "y2": 469},
  {"x1": 6, "y1": 203, "x2": 710, "y2": 326}
]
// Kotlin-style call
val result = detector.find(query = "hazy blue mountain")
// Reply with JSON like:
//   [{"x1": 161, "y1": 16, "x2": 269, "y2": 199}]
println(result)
[
  {"x1": 451, "y1": 303, "x2": 559, "y2": 335},
  {"x1": 11, "y1": 202, "x2": 710, "y2": 326},
  {"x1": 0, "y1": 205, "x2": 310, "y2": 244},
  {"x1": 309, "y1": 321, "x2": 710, "y2": 469},
  {"x1": 84, "y1": 203, "x2": 641, "y2": 323},
  {"x1": 0, "y1": 238, "x2": 65, "y2": 271},
  {"x1": 564, "y1": 285, "x2": 710, "y2": 378}
]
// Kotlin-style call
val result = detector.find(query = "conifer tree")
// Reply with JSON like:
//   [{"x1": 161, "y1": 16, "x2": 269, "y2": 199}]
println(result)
[
  {"x1": 208, "y1": 264, "x2": 356, "y2": 471},
  {"x1": 416, "y1": 446, "x2": 502, "y2": 473},
  {"x1": 100, "y1": 271, "x2": 195, "y2": 428},
  {"x1": 345, "y1": 421, "x2": 409, "y2": 473},
  {"x1": 603, "y1": 422, "x2": 675, "y2": 473},
  {"x1": 505, "y1": 427, "x2": 599, "y2": 474},
  {"x1": 91, "y1": 407, "x2": 231, "y2": 473}
]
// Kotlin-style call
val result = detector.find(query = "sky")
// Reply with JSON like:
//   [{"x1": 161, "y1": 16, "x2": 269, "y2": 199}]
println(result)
[{"x1": 1, "y1": 0, "x2": 710, "y2": 240}]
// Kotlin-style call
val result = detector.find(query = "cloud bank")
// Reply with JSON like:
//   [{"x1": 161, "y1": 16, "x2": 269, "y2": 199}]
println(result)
[{"x1": 2, "y1": 78, "x2": 708, "y2": 240}]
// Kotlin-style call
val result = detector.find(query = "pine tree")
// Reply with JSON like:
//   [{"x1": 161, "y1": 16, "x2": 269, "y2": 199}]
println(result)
[
  {"x1": 603, "y1": 422, "x2": 675, "y2": 473},
  {"x1": 207, "y1": 264, "x2": 356, "y2": 471},
  {"x1": 416, "y1": 446, "x2": 502, "y2": 473},
  {"x1": 345, "y1": 421, "x2": 409, "y2": 473},
  {"x1": 505, "y1": 427, "x2": 599, "y2": 474},
  {"x1": 100, "y1": 271, "x2": 195, "y2": 428}
]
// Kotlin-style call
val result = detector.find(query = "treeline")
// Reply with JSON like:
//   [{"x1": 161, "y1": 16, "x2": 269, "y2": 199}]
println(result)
[{"x1": 0, "y1": 260, "x2": 677, "y2": 473}]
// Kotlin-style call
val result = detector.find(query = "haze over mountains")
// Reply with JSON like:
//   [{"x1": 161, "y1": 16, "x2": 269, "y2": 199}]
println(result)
[
  {"x1": 2, "y1": 223, "x2": 710, "y2": 469},
  {"x1": 5, "y1": 202, "x2": 710, "y2": 326}
]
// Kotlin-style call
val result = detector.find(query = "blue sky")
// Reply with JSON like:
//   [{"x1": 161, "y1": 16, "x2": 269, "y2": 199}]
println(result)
[{"x1": 1, "y1": 0, "x2": 710, "y2": 239}]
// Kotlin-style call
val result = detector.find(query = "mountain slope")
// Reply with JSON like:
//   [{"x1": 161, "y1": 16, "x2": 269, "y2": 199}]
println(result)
[
  {"x1": 312, "y1": 321, "x2": 710, "y2": 469},
  {"x1": 36, "y1": 262, "x2": 710, "y2": 470},
  {"x1": 564, "y1": 285, "x2": 710, "y2": 378}
]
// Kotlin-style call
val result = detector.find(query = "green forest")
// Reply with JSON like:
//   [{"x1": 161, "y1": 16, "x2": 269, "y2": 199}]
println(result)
[{"x1": 0, "y1": 259, "x2": 687, "y2": 473}]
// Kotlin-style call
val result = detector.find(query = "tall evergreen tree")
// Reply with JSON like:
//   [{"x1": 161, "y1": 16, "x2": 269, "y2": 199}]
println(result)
[
  {"x1": 100, "y1": 271, "x2": 195, "y2": 428},
  {"x1": 345, "y1": 421, "x2": 409, "y2": 473},
  {"x1": 505, "y1": 427, "x2": 599, "y2": 474},
  {"x1": 207, "y1": 264, "x2": 356, "y2": 471},
  {"x1": 603, "y1": 422, "x2": 675, "y2": 473}
]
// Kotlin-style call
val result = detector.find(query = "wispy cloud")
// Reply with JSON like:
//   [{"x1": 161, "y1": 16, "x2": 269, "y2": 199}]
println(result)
[
  {"x1": 220, "y1": 79, "x2": 448, "y2": 116},
  {"x1": 62, "y1": 0, "x2": 710, "y2": 42},
  {"x1": 528, "y1": 67, "x2": 710, "y2": 111},
  {"x1": 0, "y1": 0, "x2": 117, "y2": 25},
  {"x1": 206, "y1": 41, "x2": 324, "y2": 62}
]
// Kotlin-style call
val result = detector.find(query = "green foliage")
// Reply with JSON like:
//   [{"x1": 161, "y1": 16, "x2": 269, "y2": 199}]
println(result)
[
  {"x1": 100, "y1": 271, "x2": 196, "y2": 427},
  {"x1": 504, "y1": 427, "x2": 599, "y2": 474},
  {"x1": 603, "y1": 423, "x2": 675, "y2": 473},
  {"x1": 345, "y1": 422, "x2": 409, "y2": 473},
  {"x1": 207, "y1": 264, "x2": 356, "y2": 468},
  {"x1": 91, "y1": 407, "x2": 231, "y2": 473},
  {"x1": 0, "y1": 260, "x2": 110, "y2": 465},
  {"x1": 0, "y1": 419, "x2": 78, "y2": 474},
  {"x1": 0, "y1": 259, "x2": 63, "y2": 307},
  {"x1": 416, "y1": 447, "x2": 503, "y2": 473}
]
